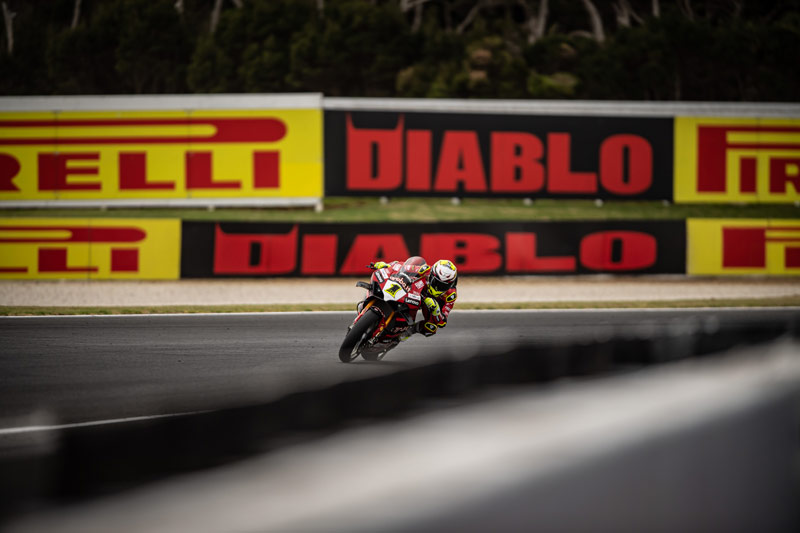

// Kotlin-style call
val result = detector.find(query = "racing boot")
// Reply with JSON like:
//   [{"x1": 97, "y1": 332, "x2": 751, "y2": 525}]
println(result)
[
  {"x1": 415, "y1": 320, "x2": 438, "y2": 337},
  {"x1": 397, "y1": 325, "x2": 418, "y2": 342}
]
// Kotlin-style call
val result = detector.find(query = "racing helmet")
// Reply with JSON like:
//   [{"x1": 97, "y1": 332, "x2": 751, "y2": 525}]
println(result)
[{"x1": 428, "y1": 259, "x2": 457, "y2": 296}]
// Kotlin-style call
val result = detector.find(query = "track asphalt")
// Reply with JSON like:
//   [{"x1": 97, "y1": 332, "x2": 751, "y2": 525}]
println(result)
[
  {"x1": 1, "y1": 308, "x2": 796, "y2": 428},
  {"x1": 1, "y1": 277, "x2": 799, "y2": 306}
]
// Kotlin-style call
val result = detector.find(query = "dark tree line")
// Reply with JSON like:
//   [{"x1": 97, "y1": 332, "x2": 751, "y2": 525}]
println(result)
[{"x1": 1, "y1": 0, "x2": 798, "y2": 101}]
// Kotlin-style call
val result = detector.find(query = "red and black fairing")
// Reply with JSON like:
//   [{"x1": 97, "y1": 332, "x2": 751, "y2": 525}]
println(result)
[{"x1": 352, "y1": 258, "x2": 429, "y2": 345}]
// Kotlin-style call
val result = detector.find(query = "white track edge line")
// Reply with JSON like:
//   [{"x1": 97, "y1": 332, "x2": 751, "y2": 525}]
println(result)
[
  {"x1": 1, "y1": 307, "x2": 798, "y2": 318},
  {"x1": 0, "y1": 411, "x2": 212, "y2": 435}
]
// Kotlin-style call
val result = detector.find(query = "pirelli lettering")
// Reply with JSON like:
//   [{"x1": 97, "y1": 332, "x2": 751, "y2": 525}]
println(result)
[
  {"x1": 0, "y1": 109, "x2": 323, "y2": 202},
  {"x1": 0, "y1": 218, "x2": 180, "y2": 279},
  {"x1": 675, "y1": 117, "x2": 800, "y2": 203},
  {"x1": 688, "y1": 218, "x2": 800, "y2": 275}
]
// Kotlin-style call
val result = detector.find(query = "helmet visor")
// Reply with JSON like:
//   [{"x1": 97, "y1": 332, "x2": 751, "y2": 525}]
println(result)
[{"x1": 429, "y1": 276, "x2": 452, "y2": 295}]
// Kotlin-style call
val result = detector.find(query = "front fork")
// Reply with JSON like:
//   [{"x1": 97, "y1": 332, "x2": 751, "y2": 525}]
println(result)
[{"x1": 351, "y1": 299, "x2": 395, "y2": 346}]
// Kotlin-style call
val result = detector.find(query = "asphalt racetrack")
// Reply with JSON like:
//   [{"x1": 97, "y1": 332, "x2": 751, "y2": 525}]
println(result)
[
  {"x1": 2, "y1": 308, "x2": 799, "y2": 533},
  {"x1": 1, "y1": 308, "x2": 796, "y2": 429}
]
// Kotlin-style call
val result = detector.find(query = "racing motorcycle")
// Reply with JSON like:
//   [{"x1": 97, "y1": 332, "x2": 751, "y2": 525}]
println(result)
[{"x1": 338, "y1": 257, "x2": 435, "y2": 363}]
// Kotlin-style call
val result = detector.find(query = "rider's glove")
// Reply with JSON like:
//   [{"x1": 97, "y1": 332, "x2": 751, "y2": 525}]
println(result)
[
  {"x1": 368, "y1": 261, "x2": 389, "y2": 270},
  {"x1": 423, "y1": 297, "x2": 446, "y2": 327},
  {"x1": 423, "y1": 296, "x2": 441, "y2": 316}
]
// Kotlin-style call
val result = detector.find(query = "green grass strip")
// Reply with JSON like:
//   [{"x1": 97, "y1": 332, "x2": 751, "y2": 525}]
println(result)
[
  {"x1": 459, "y1": 297, "x2": 800, "y2": 310},
  {"x1": 3, "y1": 198, "x2": 800, "y2": 222},
  {"x1": 2, "y1": 296, "x2": 799, "y2": 316}
]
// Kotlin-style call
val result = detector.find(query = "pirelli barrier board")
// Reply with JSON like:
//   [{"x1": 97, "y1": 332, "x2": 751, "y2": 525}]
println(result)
[
  {"x1": 675, "y1": 117, "x2": 800, "y2": 204},
  {"x1": 0, "y1": 218, "x2": 180, "y2": 279},
  {"x1": 688, "y1": 219, "x2": 800, "y2": 275},
  {"x1": 324, "y1": 110, "x2": 674, "y2": 200},
  {"x1": 0, "y1": 108, "x2": 323, "y2": 203},
  {"x1": 3, "y1": 218, "x2": 798, "y2": 279}
]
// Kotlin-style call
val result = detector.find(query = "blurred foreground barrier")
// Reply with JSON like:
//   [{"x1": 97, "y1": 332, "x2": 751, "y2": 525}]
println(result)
[{"x1": 1, "y1": 314, "x2": 798, "y2": 522}]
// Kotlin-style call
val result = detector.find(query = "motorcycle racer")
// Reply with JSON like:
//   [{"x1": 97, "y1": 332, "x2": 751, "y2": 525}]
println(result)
[{"x1": 368, "y1": 257, "x2": 458, "y2": 337}]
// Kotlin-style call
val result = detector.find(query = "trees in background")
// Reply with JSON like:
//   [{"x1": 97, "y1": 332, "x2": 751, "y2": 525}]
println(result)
[{"x1": 0, "y1": 0, "x2": 797, "y2": 101}]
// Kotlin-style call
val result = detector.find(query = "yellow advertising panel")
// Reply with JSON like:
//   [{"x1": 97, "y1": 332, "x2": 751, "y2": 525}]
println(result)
[
  {"x1": 0, "y1": 109, "x2": 322, "y2": 201},
  {"x1": 0, "y1": 218, "x2": 180, "y2": 279},
  {"x1": 687, "y1": 218, "x2": 800, "y2": 275},
  {"x1": 675, "y1": 117, "x2": 800, "y2": 203}
]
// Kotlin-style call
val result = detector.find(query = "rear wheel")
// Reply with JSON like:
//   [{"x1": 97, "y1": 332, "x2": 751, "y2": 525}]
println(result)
[{"x1": 339, "y1": 311, "x2": 379, "y2": 363}]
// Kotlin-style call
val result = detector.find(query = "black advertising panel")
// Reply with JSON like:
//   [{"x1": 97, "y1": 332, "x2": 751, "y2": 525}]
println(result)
[
  {"x1": 181, "y1": 221, "x2": 686, "y2": 278},
  {"x1": 324, "y1": 110, "x2": 674, "y2": 199}
]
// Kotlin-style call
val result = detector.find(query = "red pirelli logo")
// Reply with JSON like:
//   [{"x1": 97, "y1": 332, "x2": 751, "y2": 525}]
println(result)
[
  {"x1": 675, "y1": 118, "x2": 800, "y2": 203},
  {"x1": 0, "y1": 117, "x2": 286, "y2": 145},
  {"x1": 0, "y1": 218, "x2": 180, "y2": 279},
  {"x1": 722, "y1": 225, "x2": 800, "y2": 269},
  {"x1": 0, "y1": 109, "x2": 326, "y2": 201},
  {"x1": 697, "y1": 125, "x2": 800, "y2": 194},
  {"x1": 687, "y1": 218, "x2": 800, "y2": 275},
  {"x1": 0, "y1": 117, "x2": 286, "y2": 194},
  {"x1": 0, "y1": 224, "x2": 145, "y2": 274}
]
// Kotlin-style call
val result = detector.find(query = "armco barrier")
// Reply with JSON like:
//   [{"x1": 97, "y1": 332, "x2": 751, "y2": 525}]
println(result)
[{"x1": 0, "y1": 315, "x2": 796, "y2": 522}]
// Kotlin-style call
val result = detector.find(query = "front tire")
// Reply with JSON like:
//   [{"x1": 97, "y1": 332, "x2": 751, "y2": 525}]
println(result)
[{"x1": 339, "y1": 311, "x2": 379, "y2": 363}]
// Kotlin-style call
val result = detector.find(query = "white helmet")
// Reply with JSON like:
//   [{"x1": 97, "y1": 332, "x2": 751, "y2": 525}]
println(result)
[{"x1": 428, "y1": 259, "x2": 457, "y2": 296}]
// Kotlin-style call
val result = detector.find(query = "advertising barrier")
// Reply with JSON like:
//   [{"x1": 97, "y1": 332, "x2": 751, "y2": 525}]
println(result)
[
  {"x1": 5, "y1": 216, "x2": 799, "y2": 279},
  {"x1": 0, "y1": 218, "x2": 180, "y2": 279},
  {"x1": 3, "y1": 96, "x2": 798, "y2": 206},
  {"x1": 324, "y1": 110, "x2": 673, "y2": 199},
  {"x1": 180, "y1": 221, "x2": 686, "y2": 277},
  {"x1": 675, "y1": 117, "x2": 800, "y2": 204},
  {"x1": 687, "y1": 218, "x2": 800, "y2": 275},
  {"x1": 0, "y1": 95, "x2": 323, "y2": 207}
]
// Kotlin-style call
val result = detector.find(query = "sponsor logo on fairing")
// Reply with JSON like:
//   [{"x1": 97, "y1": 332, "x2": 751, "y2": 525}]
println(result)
[{"x1": 406, "y1": 293, "x2": 421, "y2": 305}]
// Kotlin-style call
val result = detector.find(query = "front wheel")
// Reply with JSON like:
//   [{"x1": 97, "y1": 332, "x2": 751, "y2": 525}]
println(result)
[{"x1": 339, "y1": 311, "x2": 379, "y2": 363}]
